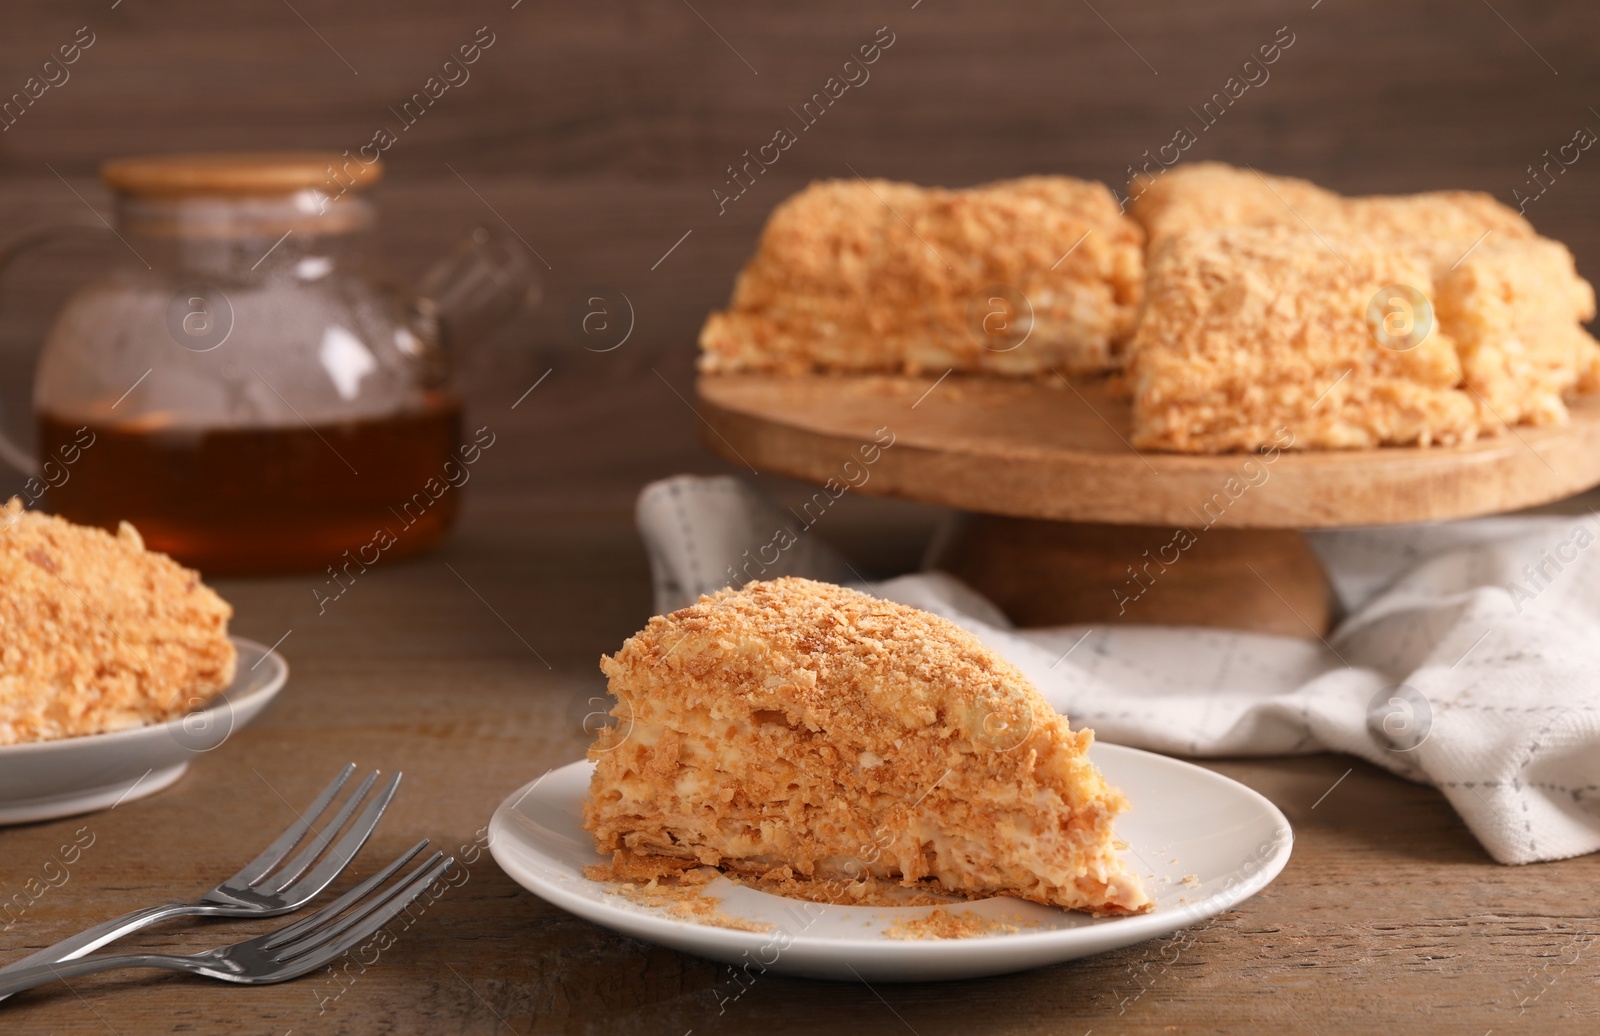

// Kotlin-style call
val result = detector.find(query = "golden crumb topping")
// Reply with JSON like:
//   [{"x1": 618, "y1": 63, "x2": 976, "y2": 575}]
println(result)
[
  {"x1": 1129, "y1": 227, "x2": 1478, "y2": 452},
  {"x1": 0, "y1": 499, "x2": 236, "y2": 745},
  {"x1": 1131, "y1": 162, "x2": 1536, "y2": 263},
  {"x1": 699, "y1": 177, "x2": 1145, "y2": 376},
  {"x1": 1127, "y1": 163, "x2": 1600, "y2": 452},
  {"x1": 583, "y1": 576, "x2": 1149, "y2": 917}
]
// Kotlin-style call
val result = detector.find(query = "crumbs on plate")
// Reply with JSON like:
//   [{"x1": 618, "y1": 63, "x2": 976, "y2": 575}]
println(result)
[
  {"x1": 727, "y1": 864, "x2": 958, "y2": 908},
  {"x1": 584, "y1": 852, "x2": 771, "y2": 934},
  {"x1": 882, "y1": 907, "x2": 1040, "y2": 941}
]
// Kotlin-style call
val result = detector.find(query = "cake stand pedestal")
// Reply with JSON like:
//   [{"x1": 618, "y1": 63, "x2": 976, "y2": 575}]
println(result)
[{"x1": 697, "y1": 373, "x2": 1600, "y2": 637}]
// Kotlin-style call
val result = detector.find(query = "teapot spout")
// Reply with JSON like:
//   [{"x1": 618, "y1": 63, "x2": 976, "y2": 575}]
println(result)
[{"x1": 415, "y1": 226, "x2": 539, "y2": 352}]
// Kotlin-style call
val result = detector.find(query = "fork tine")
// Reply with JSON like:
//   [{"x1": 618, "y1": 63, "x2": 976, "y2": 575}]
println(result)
[
  {"x1": 261, "y1": 770, "x2": 380, "y2": 893},
  {"x1": 261, "y1": 839, "x2": 431, "y2": 951},
  {"x1": 270, "y1": 852, "x2": 455, "y2": 968},
  {"x1": 236, "y1": 764, "x2": 357, "y2": 885},
  {"x1": 275, "y1": 772, "x2": 403, "y2": 900}
]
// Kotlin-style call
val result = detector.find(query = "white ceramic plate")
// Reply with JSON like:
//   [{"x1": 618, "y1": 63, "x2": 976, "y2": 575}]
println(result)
[
  {"x1": 488, "y1": 742, "x2": 1294, "y2": 981},
  {"x1": 0, "y1": 636, "x2": 287, "y2": 825}
]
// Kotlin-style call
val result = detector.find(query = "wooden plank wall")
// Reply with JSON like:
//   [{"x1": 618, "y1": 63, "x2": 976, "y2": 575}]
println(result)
[{"x1": 0, "y1": 0, "x2": 1595, "y2": 502}]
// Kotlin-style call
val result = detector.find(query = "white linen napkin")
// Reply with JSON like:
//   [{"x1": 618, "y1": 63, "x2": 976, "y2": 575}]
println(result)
[{"x1": 636, "y1": 475, "x2": 1600, "y2": 866}]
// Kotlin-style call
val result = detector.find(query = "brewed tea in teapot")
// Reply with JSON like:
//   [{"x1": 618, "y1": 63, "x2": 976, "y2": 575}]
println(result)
[{"x1": 0, "y1": 152, "x2": 533, "y2": 574}]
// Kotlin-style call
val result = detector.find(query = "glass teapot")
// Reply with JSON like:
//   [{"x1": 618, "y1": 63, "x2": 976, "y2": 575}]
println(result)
[{"x1": 0, "y1": 152, "x2": 534, "y2": 575}]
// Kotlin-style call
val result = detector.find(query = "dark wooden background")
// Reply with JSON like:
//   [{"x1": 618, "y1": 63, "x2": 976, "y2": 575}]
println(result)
[
  {"x1": 2, "y1": 0, "x2": 1597, "y2": 432},
  {"x1": 2, "y1": 3, "x2": 1599, "y2": 1033}
]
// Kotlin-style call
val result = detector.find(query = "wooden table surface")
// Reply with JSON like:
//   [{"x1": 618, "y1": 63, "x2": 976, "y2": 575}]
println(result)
[{"x1": 0, "y1": 367, "x2": 1595, "y2": 1036}]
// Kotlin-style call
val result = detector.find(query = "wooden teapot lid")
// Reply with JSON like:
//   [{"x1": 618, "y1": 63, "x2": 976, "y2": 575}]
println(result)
[{"x1": 101, "y1": 152, "x2": 383, "y2": 198}]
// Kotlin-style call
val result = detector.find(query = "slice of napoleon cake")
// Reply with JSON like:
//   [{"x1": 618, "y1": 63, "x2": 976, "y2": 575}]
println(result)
[
  {"x1": 0, "y1": 498, "x2": 236, "y2": 745},
  {"x1": 582, "y1": 576, "x2": 1150, "y2": 916}
]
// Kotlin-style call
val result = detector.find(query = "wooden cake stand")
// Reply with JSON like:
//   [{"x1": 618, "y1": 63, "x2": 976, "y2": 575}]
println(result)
[{"x1": 696, "y1": 373, "x2": 1600, "y2": 637}]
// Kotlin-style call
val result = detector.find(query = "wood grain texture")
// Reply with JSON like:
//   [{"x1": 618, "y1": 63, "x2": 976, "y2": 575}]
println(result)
[
  {"x1": 698, "y1": 372, "x2": 1600, "y2": 527},
  {"x1": 932, "y1": 517, "x2": 1334, "y2": 636},
  {"x1": 99, "y1": 152, "x2": 385, "y2": 197},
  {"x1": 1, "y1": 0, "x2": 1599, "y2": 374},
  {"x1": 0, "y1": 0, "x2": 1599, "y2": 1032}
]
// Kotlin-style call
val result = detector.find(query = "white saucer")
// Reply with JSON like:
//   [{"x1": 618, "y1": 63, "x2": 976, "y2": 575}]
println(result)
[
  {"x1": 488, "y1": 742, "x2": 1293, "y2": 981},
  {"x1": 0, "y1": 636, "x2": 288, "y2": 825}
]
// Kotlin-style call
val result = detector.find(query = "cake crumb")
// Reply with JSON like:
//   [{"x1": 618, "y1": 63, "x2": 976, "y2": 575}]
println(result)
[
  {"x1": 883, "y1": 907, "x2": 1039, "y2": 940},
  {"x1": 728, "y1": 869, "x2": 958, "y2": 908},
  {"x1": 585, "y1": 852, "x2": 772, "y2": 934}
]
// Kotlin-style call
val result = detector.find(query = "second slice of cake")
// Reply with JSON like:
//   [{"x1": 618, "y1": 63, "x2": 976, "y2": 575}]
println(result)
[{"x1": 583, "y1": 576, "x2": 1150, "y2": 916}]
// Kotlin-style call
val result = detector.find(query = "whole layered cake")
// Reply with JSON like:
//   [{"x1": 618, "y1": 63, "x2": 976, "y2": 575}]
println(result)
[{"x1": 699, "y1": 163, "x2": 1600, "y2": 454}]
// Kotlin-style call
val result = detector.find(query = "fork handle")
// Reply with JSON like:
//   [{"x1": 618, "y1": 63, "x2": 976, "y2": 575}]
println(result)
[
  {"x1": 0, "y1": 902, "x2": 198, "y2": 997},
  {"x1": 0, "y1": 950, "x2": 205, "y2": 998}
]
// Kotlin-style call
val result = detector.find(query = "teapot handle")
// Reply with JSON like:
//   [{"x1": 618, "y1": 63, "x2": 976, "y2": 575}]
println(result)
[
  {"x1": 0, "y1": 219, "x2": 110, "y2": 475},
  {"x1": 414, "y1": 226, "x2": 540, "y2": 354}
]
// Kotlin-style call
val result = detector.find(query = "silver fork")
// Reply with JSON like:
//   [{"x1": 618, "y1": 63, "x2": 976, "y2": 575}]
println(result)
[
  {"x1": 0, "y1": 840, "x2": 452, "y2": 997},
  {"x1": 0, "y1": 764, "x2": 399, "y2": 995}
]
